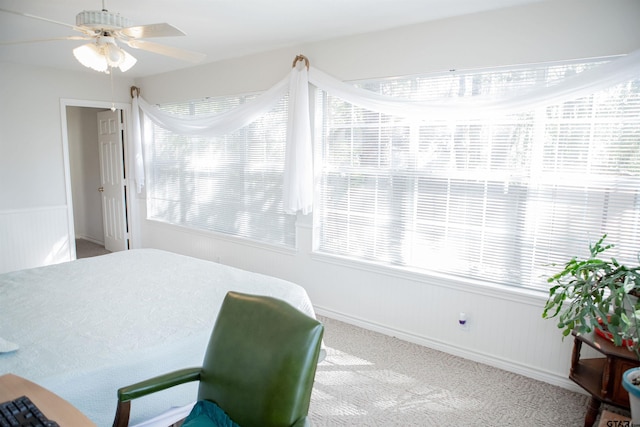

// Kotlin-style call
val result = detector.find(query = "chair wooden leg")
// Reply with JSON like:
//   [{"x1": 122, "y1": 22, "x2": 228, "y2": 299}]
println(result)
[{"x1": 112, "y1": 400, "x2": 131, "y2": 427}]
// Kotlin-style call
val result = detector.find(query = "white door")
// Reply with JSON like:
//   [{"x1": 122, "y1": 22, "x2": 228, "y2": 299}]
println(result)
[{"x1": 97, "y1": 109, "x2": 128, "y2": 252}]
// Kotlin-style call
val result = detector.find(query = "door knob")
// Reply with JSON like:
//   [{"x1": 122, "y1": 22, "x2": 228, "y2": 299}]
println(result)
[{"x1": 98, "y1": 187, "x2": 104, "y2": 192}]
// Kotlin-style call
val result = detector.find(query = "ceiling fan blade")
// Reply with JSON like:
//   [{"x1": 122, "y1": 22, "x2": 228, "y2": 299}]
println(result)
[
  {"x1": 0, "y1": 36, "x2": 90, "y2": 46},
  {"x1": 117, "y1": 23, "x2": 186, "y2": 39},
  {"x1": 126, "y1": 39, "x2": 205, "y2": 63},
  {"x1": 0, "y1": 8, "x2": 94, "y2": 36}
]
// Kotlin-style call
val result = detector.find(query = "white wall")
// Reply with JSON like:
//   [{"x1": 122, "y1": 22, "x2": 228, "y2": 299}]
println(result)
[
  {"x1": 67, "y1": 106, "x2": 106, "y2": 244},
  {"x1": 0, "y1": 62, "x2": 133, "y2": 272},
  {"x1": 134, "y1": 0, "x2": 640, "y2": 392}
]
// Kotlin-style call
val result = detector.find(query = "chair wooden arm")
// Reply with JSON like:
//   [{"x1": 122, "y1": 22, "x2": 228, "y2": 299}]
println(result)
[
  {"x1": 118, "y1": 367, "x2": 202, "y2": 401},
  {"x1": 113, "y1": 367, "x2": 202, "y2": 427}
]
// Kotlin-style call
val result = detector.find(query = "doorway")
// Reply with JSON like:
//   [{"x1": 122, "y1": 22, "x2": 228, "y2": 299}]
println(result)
[{"x1": 61, "y1": 99, "x2": 132, "y2": 259}]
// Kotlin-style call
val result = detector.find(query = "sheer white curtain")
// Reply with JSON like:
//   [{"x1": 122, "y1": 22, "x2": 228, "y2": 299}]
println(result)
[
  {"x1": 284, "y1": 61, "x2": 313, "y2": 214},
  {"x1": 131, "y1": 95, "x2": 145, "y2": 193},
  {"x1": 130, "y1": 49, "x2": 640, "y2": 213},
  {"x1": 136, "y1": 76, "x2": 289, "y2": 136},
  {"x1": 307, "y1": 49, "x2": 640, "y2": 120}
]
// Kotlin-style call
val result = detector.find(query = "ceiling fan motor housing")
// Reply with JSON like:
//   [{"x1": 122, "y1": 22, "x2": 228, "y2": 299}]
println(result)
[{"x1": 76, "y1": 10, "x2": 131, "y2": 30}]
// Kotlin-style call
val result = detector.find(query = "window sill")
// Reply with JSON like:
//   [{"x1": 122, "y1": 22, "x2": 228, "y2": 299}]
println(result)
[
  {"x1": 145, "y1": 218, "x2": 298, "y2": 256},
  {"x1": 309, "y1": 251, "x2": 548, "y2": 307}
]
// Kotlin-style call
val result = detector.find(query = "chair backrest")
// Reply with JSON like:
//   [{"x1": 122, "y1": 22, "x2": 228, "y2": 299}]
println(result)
[{"x1": 198, "y1": 291, "x2": 324, "y2": 427}]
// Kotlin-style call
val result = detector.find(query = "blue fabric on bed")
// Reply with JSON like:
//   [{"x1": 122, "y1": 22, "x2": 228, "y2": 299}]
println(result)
[{"x1": 182, "y1": 400, "x2": 240, "y2": 427}]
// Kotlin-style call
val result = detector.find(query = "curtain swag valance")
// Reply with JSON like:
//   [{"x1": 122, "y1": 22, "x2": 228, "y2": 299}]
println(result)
[{"x1": 131, "y1": 49, "x2": 640, "y2": 214}]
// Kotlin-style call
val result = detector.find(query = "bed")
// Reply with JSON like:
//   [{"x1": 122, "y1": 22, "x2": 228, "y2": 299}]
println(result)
[{"x1": 0, "y1": 248, "x2": 320, "y2": 426}]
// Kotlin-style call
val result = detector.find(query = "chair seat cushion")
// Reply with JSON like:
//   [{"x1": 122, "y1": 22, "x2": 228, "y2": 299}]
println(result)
[{"x1": 182, "y1": 400, "x2": 240, "y2": 427}]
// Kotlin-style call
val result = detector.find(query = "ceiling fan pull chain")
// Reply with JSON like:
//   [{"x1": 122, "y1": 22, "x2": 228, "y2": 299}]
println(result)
[{"x1": 110, "y1": 69, "x2": 116, "y2": 111}]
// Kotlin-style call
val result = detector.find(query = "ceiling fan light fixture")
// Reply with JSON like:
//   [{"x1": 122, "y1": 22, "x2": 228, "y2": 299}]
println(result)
[
  {"x1": 118, "y1": 49, "x2": 137, "y2": 72},
  {"x1": 73, "y1": 43, "x2": 108, "y2": 72},
  {"x1": 73, "y1": 37, "x2": 137, "y2": 73},
  {"x1": 104, "y1": 41, "x2": 124, "y2": 66}
]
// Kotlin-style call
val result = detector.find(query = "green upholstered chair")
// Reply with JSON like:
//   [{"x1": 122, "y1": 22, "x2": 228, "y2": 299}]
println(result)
[{"x1": 112, "y1": 291, "x2": 324, "y2": 427}]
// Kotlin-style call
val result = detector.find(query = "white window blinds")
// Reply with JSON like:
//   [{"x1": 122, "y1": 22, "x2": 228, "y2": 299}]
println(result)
[
  {"x1": 315, "y1": 59, "x2": 640, "y2": 291},
  {"x1": 146, "y1": 94, "x2": 296, "y2": 248}
]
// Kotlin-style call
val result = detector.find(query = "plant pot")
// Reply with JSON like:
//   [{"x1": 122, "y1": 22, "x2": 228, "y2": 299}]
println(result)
[
  {"x1": 623, "y1": 367, "x2": 640, "y2": 423},
  {"x1": 596, "y1": 317, "x2": 635, "y2": 347}
]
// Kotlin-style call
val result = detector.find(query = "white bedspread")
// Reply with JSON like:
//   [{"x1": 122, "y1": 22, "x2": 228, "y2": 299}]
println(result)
[{"x1": 0, "y1": 249, "x2": 318, "y2": 426}]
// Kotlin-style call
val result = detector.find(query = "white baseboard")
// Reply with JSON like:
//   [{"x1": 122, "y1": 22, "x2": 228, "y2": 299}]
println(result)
[{"x1": 314, "y1": 305, "x2": 586, "y2": 395}]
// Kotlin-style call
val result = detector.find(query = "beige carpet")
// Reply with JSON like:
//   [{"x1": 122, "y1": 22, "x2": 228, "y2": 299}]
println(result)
[
  {"x1": 309, "y1": 316, "x2": 604, "y2": 426},
  {"x1": 75, "y1": 239, "x2": 111, "y2": 258}
]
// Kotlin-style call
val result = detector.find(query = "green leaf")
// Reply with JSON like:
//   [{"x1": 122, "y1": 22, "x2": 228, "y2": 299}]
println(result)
[
  {"x1": 610, "y1": 313, "x2": 621, "y2": 326},
  {"x1": 624, "y1": 279, "x2": 636, "y2": 293}
]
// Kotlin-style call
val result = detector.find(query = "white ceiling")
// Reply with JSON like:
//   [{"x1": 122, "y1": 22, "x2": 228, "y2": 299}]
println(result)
[{"x1": 0, "y1": 0, "x2": 546, "y2": 78}]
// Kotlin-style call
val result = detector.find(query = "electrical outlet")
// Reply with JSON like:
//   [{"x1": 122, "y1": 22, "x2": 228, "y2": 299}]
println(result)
[{"x1": 458, "y1": 312, "x2": 469, "y2": 331}]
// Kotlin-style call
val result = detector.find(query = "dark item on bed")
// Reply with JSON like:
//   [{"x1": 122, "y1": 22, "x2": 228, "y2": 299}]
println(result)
[
  {"x1": 0, "y1": 374, "x2": 95, "y2": 426},
  {"x1": 113, "y1": 291, "x2": 324, "y2": 427},
  {"x1": 0, "y1": 395, "x2": 59, "y2": 427}
]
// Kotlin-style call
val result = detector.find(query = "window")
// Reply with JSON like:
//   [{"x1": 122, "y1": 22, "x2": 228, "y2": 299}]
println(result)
[
  {"x1": 315, "y1": 60, "x2": 640, "y2": 291},
  {"x1": 146, "y1": 94, "x2": 296, "y2": 248}
]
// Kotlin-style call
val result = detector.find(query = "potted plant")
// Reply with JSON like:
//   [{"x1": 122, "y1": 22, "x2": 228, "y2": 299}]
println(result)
[
  {"x1": 542, "y1": 234, "x2": 640, "y2": 421},
  {"x1": 543, "y1": 234, "x2": 640, "y2": 353}
]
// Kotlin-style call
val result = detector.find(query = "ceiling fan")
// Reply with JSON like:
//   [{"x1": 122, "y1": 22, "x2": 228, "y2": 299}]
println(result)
[{"x1": 0, "y1": 1, "x2": 206, "y2": 73}]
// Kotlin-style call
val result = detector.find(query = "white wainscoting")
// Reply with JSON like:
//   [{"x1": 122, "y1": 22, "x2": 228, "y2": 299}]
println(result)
[{"x1": 0, "y1": 206, "x2": 71, "y2": 274}]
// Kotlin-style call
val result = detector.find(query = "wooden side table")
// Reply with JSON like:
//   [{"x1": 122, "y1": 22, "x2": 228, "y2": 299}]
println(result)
[
  {"x1": 570, "y1": 331, "x2": 640, "y2": 427},
  {"x1": 0, "y1": 374, "x2": 96, "y2": 426}
]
